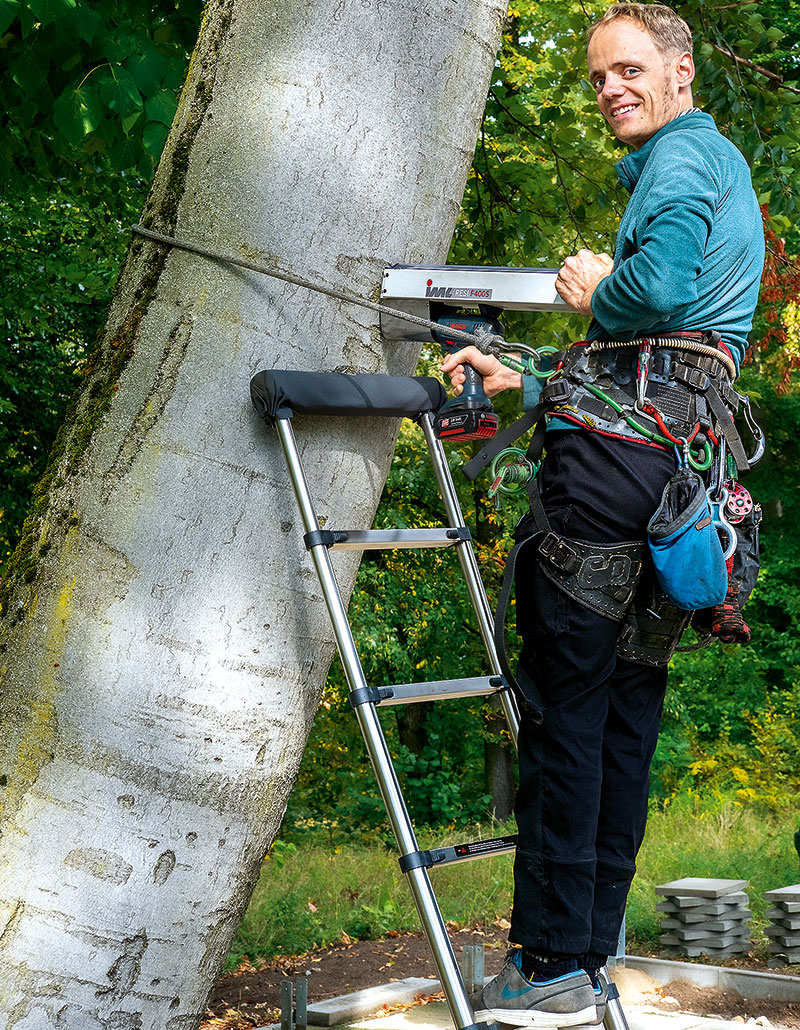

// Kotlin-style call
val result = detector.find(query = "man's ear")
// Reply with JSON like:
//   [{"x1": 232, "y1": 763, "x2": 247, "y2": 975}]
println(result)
[{"x1": 676, "y1": 50, "x2": 695, "y2": 89}]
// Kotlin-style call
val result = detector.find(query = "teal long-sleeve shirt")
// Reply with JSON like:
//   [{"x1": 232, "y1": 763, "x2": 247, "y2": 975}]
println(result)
[{"x1": 523, "y1": 111, "x2": 764, "y2": 411}]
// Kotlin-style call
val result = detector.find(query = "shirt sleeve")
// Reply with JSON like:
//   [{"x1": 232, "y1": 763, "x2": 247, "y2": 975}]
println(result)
[
  {"x1": 522, "y1": 372, "x2": 544, "y2": 410},
  {"x1": 590, "y1": 142, "x2": 718, "y2": 335}
]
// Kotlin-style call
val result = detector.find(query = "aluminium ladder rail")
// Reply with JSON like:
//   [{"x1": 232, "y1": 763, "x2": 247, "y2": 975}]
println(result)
[{"x1": 254, "y1": 370, "x2": 629, "y2": 1030}]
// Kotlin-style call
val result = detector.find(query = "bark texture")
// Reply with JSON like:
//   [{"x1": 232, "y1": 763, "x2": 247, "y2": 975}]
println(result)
[{"x1": 0, "y1": 0, "x2": 507, "y2": 1026}]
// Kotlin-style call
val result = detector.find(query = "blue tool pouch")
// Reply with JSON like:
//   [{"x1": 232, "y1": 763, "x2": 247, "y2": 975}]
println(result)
[{"x1": 647, "y1": 465, "x2": 728, "y2": 610}]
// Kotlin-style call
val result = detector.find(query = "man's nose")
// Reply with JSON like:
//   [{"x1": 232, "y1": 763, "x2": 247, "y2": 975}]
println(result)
[{"x1": 601, "y1": 74, "x2": 625, "y2": 99}]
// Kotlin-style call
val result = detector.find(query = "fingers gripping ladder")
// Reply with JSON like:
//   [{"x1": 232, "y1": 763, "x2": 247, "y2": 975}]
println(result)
[{"x1": 250, "y1": 370, "x2": 630, "y2": 1030}]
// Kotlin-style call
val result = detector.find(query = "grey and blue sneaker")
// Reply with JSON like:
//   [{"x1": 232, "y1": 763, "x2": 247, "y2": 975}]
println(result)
[
  {"x1": 592, "y1": 974, "x2": 610, "y2": 1025},
  {"x1": 470, "y1": 951, "x2": 597, "y2": 1028},
  {"x1": 574, "y1": 975, "x2": 609, "y2": 1027}
]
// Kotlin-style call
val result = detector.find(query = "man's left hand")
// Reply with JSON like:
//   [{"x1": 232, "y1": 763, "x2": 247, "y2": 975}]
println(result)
[{"x1": 556, "y1": 249, "x2": 614, "y2": 316}]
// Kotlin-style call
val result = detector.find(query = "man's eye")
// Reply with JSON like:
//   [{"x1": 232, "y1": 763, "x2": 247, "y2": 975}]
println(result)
[
  {"x1": 624, "y1": 67, "x2": 639, "y2": 76},
  {"x1": 594, "y1": 78, "x2": 604, "y2": 92}
]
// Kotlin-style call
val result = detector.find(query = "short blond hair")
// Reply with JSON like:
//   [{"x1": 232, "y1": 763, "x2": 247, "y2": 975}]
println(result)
[{"x1": 587, "y1": 3, "x2": 693, "y2": 59}]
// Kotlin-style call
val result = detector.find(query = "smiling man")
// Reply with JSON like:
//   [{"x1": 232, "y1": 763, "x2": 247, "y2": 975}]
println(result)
[{"x1": 443, "y1": 4, "x2": 764, "y2": 1028}]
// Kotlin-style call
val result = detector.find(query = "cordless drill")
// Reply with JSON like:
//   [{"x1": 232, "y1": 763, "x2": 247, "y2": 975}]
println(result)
[{"x1": 434, "y1": 312, "x2": 501, "y2": 441}]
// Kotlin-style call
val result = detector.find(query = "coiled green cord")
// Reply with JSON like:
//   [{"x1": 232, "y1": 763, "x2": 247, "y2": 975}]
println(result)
[{"x1": 488, "y1": 449, "x2": 539, "y2": 498}]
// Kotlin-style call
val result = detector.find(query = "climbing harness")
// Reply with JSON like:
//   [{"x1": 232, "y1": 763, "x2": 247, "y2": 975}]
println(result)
[{"x1": 481, "y1": 333, "x2": 765, "y2": 665}]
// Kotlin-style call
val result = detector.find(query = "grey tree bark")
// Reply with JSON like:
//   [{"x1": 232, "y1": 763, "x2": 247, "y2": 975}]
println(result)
[{"x1": 0, "y1": 0, "x2": 507, "y2": 1026}]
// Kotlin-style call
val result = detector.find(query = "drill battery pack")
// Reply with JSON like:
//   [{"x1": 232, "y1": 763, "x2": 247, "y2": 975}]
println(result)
[{"x1": 434, "y1": 408, "x2": 500, "y2": 441}]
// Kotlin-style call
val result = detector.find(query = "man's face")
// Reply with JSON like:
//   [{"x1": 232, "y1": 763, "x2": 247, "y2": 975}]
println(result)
[{"x1": 587, "y1": 20, "x2": 692, "y2": 149}]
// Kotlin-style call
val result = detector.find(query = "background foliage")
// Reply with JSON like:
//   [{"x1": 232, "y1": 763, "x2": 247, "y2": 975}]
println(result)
[{"x1": 2, "y1": 1, "x2": 799, "y2": 846}]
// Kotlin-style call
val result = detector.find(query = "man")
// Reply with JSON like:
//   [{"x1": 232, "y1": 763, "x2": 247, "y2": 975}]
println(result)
[{"x1": 442, "y1": 4, "x2": 764, "y2": 1027}]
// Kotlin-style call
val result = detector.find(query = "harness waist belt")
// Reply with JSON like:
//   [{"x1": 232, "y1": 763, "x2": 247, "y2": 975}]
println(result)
[
  {"x1": 551, "y1": 336, "x2": 740, "y2": 459},
  {"x1": 537, "y1": 532, "x2": 646, "y2": 621}
]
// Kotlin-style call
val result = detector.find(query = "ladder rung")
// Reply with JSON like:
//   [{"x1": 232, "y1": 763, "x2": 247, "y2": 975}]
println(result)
[
  {"x1": 329, "y1": 528, "x2": 468, "y2": 550},
  {"x1": 382, "y1": 676, "x2": 506, "y2": 705},
  {"x1": 399, "y1": 835, "x2": 518, "y2": 873}
]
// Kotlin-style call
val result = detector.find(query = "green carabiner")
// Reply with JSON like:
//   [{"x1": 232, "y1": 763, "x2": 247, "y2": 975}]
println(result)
[
  {"x1": 526, "y1": 345, "x2": 560, "y2": 380},
  {"x1": 687, "y1": 441, "x2": 713, "y2": 471}
]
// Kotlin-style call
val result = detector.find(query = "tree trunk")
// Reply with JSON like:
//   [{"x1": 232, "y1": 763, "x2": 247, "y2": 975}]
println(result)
[{"x1": 0, "y1": 0, "x2": 506, "y2": 1025}]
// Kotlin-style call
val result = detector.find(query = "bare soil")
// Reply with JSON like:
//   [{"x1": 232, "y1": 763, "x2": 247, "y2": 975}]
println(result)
[{"x1": 201, "y1": 924, "x2": 800, "y2": 1030}]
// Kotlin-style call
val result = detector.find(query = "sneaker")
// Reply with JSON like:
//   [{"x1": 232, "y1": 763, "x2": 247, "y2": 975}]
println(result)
[
  {"x1": 574, "y1": 976, "x2": 608, "y2": 1027},
  {"x1": 592, "y1": 974, "x2": 609, "y2": 1025},
  {"x1": 471, "y1": 951, "x2": 597, "y2": 1028}
]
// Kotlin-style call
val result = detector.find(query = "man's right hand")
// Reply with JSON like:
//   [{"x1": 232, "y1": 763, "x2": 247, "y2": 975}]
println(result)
[{"x1": 440, "y1": 346, "x2": 522, "y2": 398}]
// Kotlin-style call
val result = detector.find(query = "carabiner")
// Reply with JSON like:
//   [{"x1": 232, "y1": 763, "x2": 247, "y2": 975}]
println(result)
[
  {"x1": 526, "y1": 345, "x2": 560, "y2": 380},
  {"x1": 738, "y1": 394, "x2": 766, "y2": 466},
  {"x1": 708, "y1": 483, "x2": 737, "y2": 561},
  {"x1": 674, "y1": 437, "x2": 691, "y2": 468},
  {"x1": 636, "y1": 339, "x2": 652, "y2": 410},
  {"x1": 686, "y1": 441, "x2": 713, "y2": 471}
]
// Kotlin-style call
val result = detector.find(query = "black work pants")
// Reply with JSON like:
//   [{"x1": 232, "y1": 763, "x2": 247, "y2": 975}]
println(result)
[{"x1": 509, "y1": 430, "x2": 675, "y2": 956}]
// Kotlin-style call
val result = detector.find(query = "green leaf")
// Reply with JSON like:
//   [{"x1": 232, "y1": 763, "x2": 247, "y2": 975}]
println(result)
[
  {"x1": 98, "y1": 66, "x2": 142, "y2": 116},
  {"x1": 120, "y1": 109, "x2": 144, "y2": 135},
  {"x1": 108, "y1": 134, "x2": 141, "y2": 170},
  {"x1": 145, "y1": 89, "x2": 177, "y2": 127},
  {"x1": 27, "y1": 0, "x2": 75, "y2": 24},
  {"x1": 70, "y1": 3, "x2": 100, "y2": 44},
  {"x1": 11, "y1": 52, "x2": 49, "y2": 98},
  {"x1": 52, "y1": 84, "x2": 102, "y2": 145},
  {"x1": 0, "y1": 0, "x2": 20, "y2": 36},
  {"x1": 142, "y1": 120, "x2": 168, "y2": 159},
  {"x1": 126, "y1": 49, "x2": 167, "y2": 97}
]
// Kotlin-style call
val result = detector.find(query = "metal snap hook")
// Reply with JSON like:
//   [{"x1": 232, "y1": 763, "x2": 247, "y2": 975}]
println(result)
[{"x1": 738, "y1": 394, "x2": 766, "y2": 466}]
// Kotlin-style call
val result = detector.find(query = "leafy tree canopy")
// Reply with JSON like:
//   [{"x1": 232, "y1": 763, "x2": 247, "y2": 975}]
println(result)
[{"x1": 1, "y1": 0, "x2": 203, "y2": 185}]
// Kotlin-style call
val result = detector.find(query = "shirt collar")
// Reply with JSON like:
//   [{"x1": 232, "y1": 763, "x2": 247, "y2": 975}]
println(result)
[{"x1": 615, "y1": 110, "x2": 717, "y2": 193}]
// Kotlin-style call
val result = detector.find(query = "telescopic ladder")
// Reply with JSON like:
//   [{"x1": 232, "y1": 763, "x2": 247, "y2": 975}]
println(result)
[{"x1": 250, "y1": 369, "x2": 629, "y2": 1030}]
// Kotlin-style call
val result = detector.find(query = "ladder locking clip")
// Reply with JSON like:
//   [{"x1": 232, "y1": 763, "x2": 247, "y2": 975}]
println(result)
[
  {"x1": 399, "y1": 849, "x2": 448, "y2": 874},
  {"x1": 303, "y1": 529, "x2": 349, "y2": 550},
  {"x1": 348, "y1": 685, "x2": 395, "y2": 708},
  {"x1": 446, "y1": 527, "x2": 472, "y2": 543}
]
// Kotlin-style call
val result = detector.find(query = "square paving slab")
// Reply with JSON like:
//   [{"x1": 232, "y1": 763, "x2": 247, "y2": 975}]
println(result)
[
  {"x1": 656, "y1": 878, "x2": 748, "y2": 899},
  {"x1": 765, "y1": 908, "x2": 800, "y2": 928},
  {"x1": 765, "y1": 885, "x2": 800, "y2": 903}
]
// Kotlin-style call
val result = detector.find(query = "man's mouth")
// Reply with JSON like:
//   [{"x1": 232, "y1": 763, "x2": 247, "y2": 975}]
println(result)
[{"x1": 612, "y1": 104, "x2": 639, "y2": 118}]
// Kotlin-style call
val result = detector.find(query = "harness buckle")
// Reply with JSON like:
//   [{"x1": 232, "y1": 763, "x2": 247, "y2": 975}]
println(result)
[
  {"x1": 576, "y1": 553, "x2": 633, "y2": 591},
  {"x1": 538, "y1": 532, "x2": 581, "y2": 575},
  {"x1": 541, "y1": 377, "x2": 574, "y2": 405},
  {"x1": 674, "y1": 365, "x2": 710, "y2": 392}
]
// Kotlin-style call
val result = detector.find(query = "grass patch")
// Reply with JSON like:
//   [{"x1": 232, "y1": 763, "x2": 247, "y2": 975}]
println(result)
[
  {"x1": 229, "y1": 803, "x2": 800, "y2": 971},
  {"x1": 628, "y1": 797, "x2": 800, "y2": 959}
]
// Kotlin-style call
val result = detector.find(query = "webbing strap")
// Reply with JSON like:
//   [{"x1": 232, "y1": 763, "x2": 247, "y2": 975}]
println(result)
[
  {"x1": 462, "y1": 407, "x2": 540, "y2": 481},
  {"x1": 526, "y1": 474, "x2": 552, "y2": 536},
  {"x1": 462, "y1": 377, "x2": 573, "y2": 481},
  {"x1": 492, "y1": 535, "x2": 543, "y2": 725},
  {"x1": 705, "y1": 385, "x2": 750, "y2": 472}
]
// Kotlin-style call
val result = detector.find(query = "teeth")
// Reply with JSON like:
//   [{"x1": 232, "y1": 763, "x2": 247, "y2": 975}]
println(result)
[{"x1": 613, "y1": 105, "x2": 638, "y2": 117}]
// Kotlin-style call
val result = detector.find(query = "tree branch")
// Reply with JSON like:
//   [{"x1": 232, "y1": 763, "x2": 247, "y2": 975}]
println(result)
[{"x1": 709, "y1": 40, "x2": 800, "y2": 94}]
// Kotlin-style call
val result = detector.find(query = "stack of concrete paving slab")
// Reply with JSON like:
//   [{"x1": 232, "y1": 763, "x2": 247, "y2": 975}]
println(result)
[
  {"x1": 764, "y1": 884, "x2": 800, "y2": 966},
  {"x1": 656, "y1": 877, "x2": 751, "y2": 958}
]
